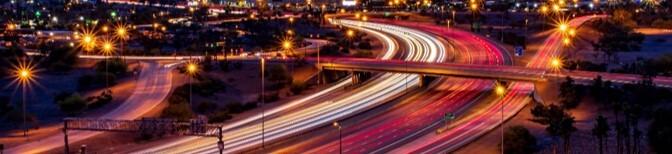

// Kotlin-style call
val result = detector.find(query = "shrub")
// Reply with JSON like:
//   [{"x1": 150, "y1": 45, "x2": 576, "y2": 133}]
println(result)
[
  {"x1": 161, "y1": 102, "x2": 194, "y2": 122},
  {"x1": 57, "y1": 93, "x2": 87, "y2": 115},
  {"x1": 168, "y1": 95, "x2": 188, "y2": 104},
  {"x1": 196, "y1": 101, "x2": 217, "y2": 113},
  {"x1": 208, "y1": 111, "x2": 232, "y2": 123},
  {"x1": 88, "y1": 90, "x2": 113, "y2": 108},
  {"x1": 290, "y1": 82, "x2": 307, "y2": 95},
  {"x1": 226, "y1": 101, "x2": 244, "y2": 113},
  {"x1": 242, "y1": 102, "x2": 258, "y2": 111},
  {"x1": 95, "y1": 58, "x2": 128, "y2": 75}
]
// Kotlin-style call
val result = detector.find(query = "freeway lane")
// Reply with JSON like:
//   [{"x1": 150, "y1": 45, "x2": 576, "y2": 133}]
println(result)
[
  {"x1": 395, "y1": 15, "x2": 606, "y2": 153},
  {"x1": 5, "y1": 61, "x2": 177, "y2": 154},
  {"x1": 280, "y1": 18, "x2": 509, "y2": 153},
  {"x1": 129, "y1": 18, "x2": 448, "y2": 153}
]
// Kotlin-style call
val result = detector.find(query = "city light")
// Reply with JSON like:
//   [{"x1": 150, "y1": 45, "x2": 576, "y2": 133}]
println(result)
[
  {"x1": 362, "y1": 16, "x2": 368, "y2": 21},
  {"x1": 187, "y1": 63, "x2": 198, "y2": 74},
  {"x1": 283, "y1": 41, "x2": 292, "y2": 49},
  {"x1": 551, "y1": 58, "x2": 562, "y2": 69},
  {"x1": 559, "y1": 24, "x2": 568, "y2": 32},
  {"x1": 102, "y1": 26, "x2": 109, "y2": 32},
  {"x1": 495, "y1": 85, "x2": 506, "y2": 96},
  {"x1": 347, "y1": 30, "x2": 354, "y2": 37},
  {"x1": 471, "y1": 4, "x2": 478, "y2": 10},
  {"x1": 568, "y1": 29, "x2": 576, "y2": 36}
]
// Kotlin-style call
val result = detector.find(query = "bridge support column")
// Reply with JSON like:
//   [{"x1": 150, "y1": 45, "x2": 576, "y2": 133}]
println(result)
[
  {"x1": 418, "y1": 74, "x2": 425, "y2": 88},
  {"x1": 532, "y1": 84, "x2": 545, "y2": 104},
  {"x1": 351, "y1": 71, "x2": 359, "y2": 85}
]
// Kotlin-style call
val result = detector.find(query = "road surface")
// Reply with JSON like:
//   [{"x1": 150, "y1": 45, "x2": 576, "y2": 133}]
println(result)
[{"x1": 5, "y1": 61, "x2": 178, "y2": 153}]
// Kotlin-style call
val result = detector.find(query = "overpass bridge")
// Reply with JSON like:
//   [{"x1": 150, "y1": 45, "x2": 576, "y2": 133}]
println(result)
[{"x1": 313, "y1": 58, "x2": 672, "y2": 88}]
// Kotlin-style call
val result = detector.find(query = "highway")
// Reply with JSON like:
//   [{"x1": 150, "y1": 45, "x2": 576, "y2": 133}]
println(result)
[
  {"x1": 392, "y1": 15, "x2": 607, "y2": 153},
  {"x1": 276, "y1": 18, "x2": 509, "y2": 153},
  {"x1": 5, "y1": 61, "x2": 178, "y2": 153},
  {"x1": 129, "y1": 18, "x2": 447, "y2": 153}
]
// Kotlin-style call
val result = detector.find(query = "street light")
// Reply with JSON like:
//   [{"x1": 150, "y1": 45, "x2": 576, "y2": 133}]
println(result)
[
  {"x1": 563, "y1": 38, "x2": 571, "y2": 46},
  {"x1": 186, "y1": 62, "x2": 198, "y2": 106},
  {"x1": 101, "y1": 41, "x2": 115, "y2": 89},
  {"x1": 346, "y1": 30, "x2": 354, "y2": 37},
  {"x1": 362, "y1": 16, "x2": 368, "y2": 21},
  {"x1": 558, "y1": 23, "x2": 568, "y2": 32},
  {"x1": 283, "y1": 41, "x2": 292, "y2": 50},
  {"x1": 495, "y1": 83, "x2": 506, "y2": 154},
  {"x1": 12, "y1": 60, "x2": 37, "y2": 138},
  {"x1": 333, "y1": 122, "x2": 342, "y2": 154},
  {"x1": 102, "y1": 26, "x2": 108, "y2": 33},
  {"x1": 568, "y1": 29, "x2": 576, "y2": 36}
]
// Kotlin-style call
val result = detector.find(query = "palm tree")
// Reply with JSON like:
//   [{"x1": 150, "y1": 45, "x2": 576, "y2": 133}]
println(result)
[
  {"x1": 530, "y1": 104, "x2": 572, "y2": 154},
  {"x1": 558, "y1": 116, "x2": 577, "y2": 154},
  {"x1": 592, "y1": 115, "x2": 610, "y2": 154}
]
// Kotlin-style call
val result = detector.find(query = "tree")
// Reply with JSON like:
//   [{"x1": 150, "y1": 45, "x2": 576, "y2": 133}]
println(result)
[
  {"x1": 557, "y1": 116, "x2": 578, "y2": 154},
  {"x1": 612, "y1": 9, "x2": 637, "y2": 28},
  {"x1": 500, "y1": 125, "x2": 537, "y2": 154},
  {"x1": 529, "y1": 104, "x2": 575, "y2": 154},
  {"x1": 559, "y1": 76, "x2": 583, "y2": 109},
  {"x1": 95, "y1": 58, "x2": 128, "y2": 75},
  {"x1": 592, "y1": 115, "x2": 610, "y2": 154},
  {"x1": 290, "y1": 81, "x2": 307, "y2": 95},
  {"x1": 57, "y1": 93, "x2": 87, "y2": 115},
  {"x1": 161, "y1": 102, "x2": 194, "y2": 122},
  {"x1": 647, "y1": 109, "x2": 672, "y2": 154},
  {"x1": 267, "y1": 64, "x2": 293, "y2": 86}
]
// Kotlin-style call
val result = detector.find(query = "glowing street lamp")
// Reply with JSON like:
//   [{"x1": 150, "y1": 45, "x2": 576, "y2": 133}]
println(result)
[
  {"x1": 355, "y1": 13, "x2": 361, "y2": 19},
  {"x1": 346, "y1": 30, "x2": 354, "y2": 37},
  {"x1": 558, "y1": 23, "x2": 568, "y2": 32},
  {"x1": 471, "y1": 3, "x2": 478, "y2": 10},
  {"x1": 12, "y1": 60, "x2": 37, "y2": 138},
  {"x1": 568, "y1": 29, "x2": 576, "y2": 36},
  {"x1": 283, "y1": 41, "x2": 292, "y2": 50},
  {"x1": 553, "y1": 4, "x2": 560, "y2": 12},
  {"x1": 102, "y1": 26, "x2": 109, "y2": 32},
  {"x1": 541, "y1": 6, "x2": 549, "y2": 13},
  {"x1": 186, "y1": 62, "x2": 198, "y2": 106},
  {"x1": 563, "y1": 38, "x2": 571, "y2": 46},
  {"x1": 333, "y1": 122, "x2": 343, "y2": 154},
  {"x1": 551, "y1": 58, "x2": 562, "y2": 69},
  {"x1": 495, "y1": 83, "x2": 506, "y2": 154},
  {"x1": 362, "y1": 16, "x2": 368, "y2": 21}
]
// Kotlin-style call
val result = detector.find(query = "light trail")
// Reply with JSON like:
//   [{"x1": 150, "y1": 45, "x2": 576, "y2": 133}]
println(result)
[{"x1": 132, "y1": 19, "x2": 446, "y2": 153}]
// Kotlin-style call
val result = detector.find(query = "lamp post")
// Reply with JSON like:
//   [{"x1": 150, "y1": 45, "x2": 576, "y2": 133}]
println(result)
[
  {"x1": 551, "y1": 58, "x2": 562, "y2": 104},
  {"x1": 260, "y1": 58, "x2": 266, "y2": 152},
  {"x1": 17, "y1": 68, "x2": 32, "y2": 138},
  {"x1": 187, "y1": 63, "x2": 197, "y2": 106},
  {"x1": 333, "y1": 122, "x2": 342, "y2": 154},
  {"x1": 102, "y1": 42, "x2": 114, "y2": 89},
  {"x1": 495, "y1": 84, "x2": 506, "y2": 154},
  {"x1": 115, "y1": 26, "x2": 127, "y2": 61},
  {"x1": 346, "y1": 30, "x2": 354, "y2": 48},
  {"x1": 217, "y1": 126, "x2": 224, "y2": 154}
]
